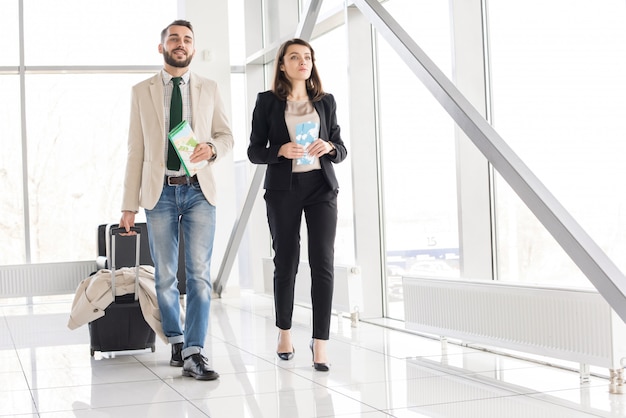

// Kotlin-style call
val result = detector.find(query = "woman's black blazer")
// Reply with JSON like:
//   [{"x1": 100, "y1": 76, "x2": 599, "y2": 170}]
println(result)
[{"x1": 248, "y1": 90, "x2": 347, "y2": 191}]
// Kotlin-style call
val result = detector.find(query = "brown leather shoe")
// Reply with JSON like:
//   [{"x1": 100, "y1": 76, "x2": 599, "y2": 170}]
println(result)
[
  {"x1": 182, "y1": 353, "x2": 219, "y2": 380},
  {"x1": 170, "y1": 342, "x2": 183, "y2": 367}
]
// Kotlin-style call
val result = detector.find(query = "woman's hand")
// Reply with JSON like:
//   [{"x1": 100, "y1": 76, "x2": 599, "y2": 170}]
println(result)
[
  {"x1": 306, "y1": 139, "x2": 335, "y2": 157},
  {"x1": 278, "y1": 142, "x2": 306, "y2": 159}
]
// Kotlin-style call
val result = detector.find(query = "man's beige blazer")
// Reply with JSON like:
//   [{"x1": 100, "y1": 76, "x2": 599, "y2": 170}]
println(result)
[{"x1": 121, "y1": 72, "x2": 234, "y2": 212}]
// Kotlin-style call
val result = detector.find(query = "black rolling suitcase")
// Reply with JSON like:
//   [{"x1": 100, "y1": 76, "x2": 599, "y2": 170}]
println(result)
[
  {"x1": 88, "y1": 225, "x2": 156, "y2": 356},
  {"x1": 96, "y1": 222, "x2": 187, "y2": 294}
]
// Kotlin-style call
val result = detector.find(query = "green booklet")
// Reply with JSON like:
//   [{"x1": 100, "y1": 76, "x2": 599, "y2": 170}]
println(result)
[{"x1": 168, "y1": 120, "x2": 208, "y2": 177}]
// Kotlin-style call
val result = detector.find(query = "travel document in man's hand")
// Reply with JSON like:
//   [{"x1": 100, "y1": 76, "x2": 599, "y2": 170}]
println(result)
[{"x1": 168, "y1": 120, "x2": 208, "y2": 176}]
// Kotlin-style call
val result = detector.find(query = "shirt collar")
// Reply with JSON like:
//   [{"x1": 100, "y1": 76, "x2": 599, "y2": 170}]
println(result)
[{"x1": 161, "y1": 69, "x2": 190, "y2": 86}]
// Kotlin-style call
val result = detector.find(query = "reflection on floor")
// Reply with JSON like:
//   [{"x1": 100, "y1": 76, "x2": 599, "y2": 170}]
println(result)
[{"x1": 0, "y1": 292, "x2": 624, "y2": 417}]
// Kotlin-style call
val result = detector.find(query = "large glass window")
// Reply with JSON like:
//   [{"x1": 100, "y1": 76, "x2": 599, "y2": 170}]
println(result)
[
  {"x1": 0, "y1": 2, "x2": 19, "y2": 264},
  {"x1": 2, "y1": 1, "x2": 178, "y2": 265},
  {"x1": 377, "y1": 0, "x2": 458, "y2": 319},
  {"x1": 318, "y1": 0, "x2": 344, "y2": 15},
  {"x1": 312, "y1": 28, "x2": 354, "y2": 265},
  {"x1": 1, "y1": 0, "x2": 19, "y2": 66},
  {"x1": 0, "y1": 76, "x2": 25, "y2": 265},
  {"x1": 23, "y1": 0, "x2": 176, "y2": 66},
  {"x1": 229, "y1": 0, "x2": 248, "y2": 161},
  {"x1": 25, "y1": 73, "x2": 151, "y2": 263},
  {"x1": 488, "y1": 0, "x2": 626, "y2": 287}
]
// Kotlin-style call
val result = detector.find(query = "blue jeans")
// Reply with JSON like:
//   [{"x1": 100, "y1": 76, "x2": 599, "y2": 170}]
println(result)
[{"x1": 145, "y1": 181, "x2": 215, "y2": 359}]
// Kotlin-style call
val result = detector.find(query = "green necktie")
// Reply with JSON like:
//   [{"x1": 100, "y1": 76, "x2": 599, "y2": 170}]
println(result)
[{"x1": 167, "y1": 76, "x2": 183, "y2": 170}]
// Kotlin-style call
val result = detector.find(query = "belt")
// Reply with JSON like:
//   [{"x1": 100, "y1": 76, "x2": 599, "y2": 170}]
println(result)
[{"x1": 166, "y1": 175, "x2": 199, "y2": 186}]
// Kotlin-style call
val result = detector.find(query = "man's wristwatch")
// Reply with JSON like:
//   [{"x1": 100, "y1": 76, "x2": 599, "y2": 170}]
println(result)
[{"x1": 206, "y1": 142, "x2": 217, "y2": 161}]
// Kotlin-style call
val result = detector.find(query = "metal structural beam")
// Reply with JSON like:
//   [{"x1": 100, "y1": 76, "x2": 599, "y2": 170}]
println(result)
[
  {"x1": 213, "y1": 0, "x2": 323, "y2": 296},
  {"x1": 352, "y1": 0, "x2": 626, "y2": 322}
]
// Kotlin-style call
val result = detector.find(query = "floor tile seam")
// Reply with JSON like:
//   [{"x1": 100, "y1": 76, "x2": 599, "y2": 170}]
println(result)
[
  {"x1": 311, "y1": 403, "x2": 385, "y2": 418},
  {"x1": 178, "y1": 383, "x2": 380, "y2": 410},
  {"x1": 32, "y1": 399, "x2": 208, "y2": 417},
  {"x1": 462, "y1": 368, "x2": 608, "y2": 393},
  {"x1": 322, "y1": 336, "x2": 407, "y2": 361},
  {"x1": 0, "y1": 314, "x2": 18, "y2": 351},
  {"x1": 0, "y1": 364, "x2": 27, "y2": 375},
  {"x1": 133, "y1": 355, "x2": 167, "y2": 381},
  {"x1": 212, "y1": 339, "x2": 285, "y2": 370},
  {"x1": 524, "y1": 389, "x2": 617, "y2": 417},
  {"x1": 385, "y1": 391, "x2": 585, "y2": 414},
  {"x1": 328, "y1": 335, "x2": 450, "y2": 361},
  {"x1": 28, "y1": 376, "x2": 169, "y2": 394},
  {"x1": 440, "y1": 368, "x2": 609, "y2": 406},
  {"x1": 2, "y1": 373, "x2": 47, "y2": 394},
  {"x1": 409, "y1": 354, "x2": 588, "y2": 379},
  {"x1": 316, "y1": 383, "x2": 393, "y2": 414},
  {"x1": 180, "y1": 383, "x2": 308, "y2": 402},
  {"x1": 404, "y1": 353, "x2": 609, "y2": 389},
  {"x1": 445, "y1": 391, "x2": 611, "y2": 418},
  {"x1": 416, "y1": 392, "x2": 561, "y2": 412},
  {"x1": 4, "y1": 317, "x2": 38, "y2": 398},
  {"x1": 315, "y1": 369, "x2": 522, "y2": 392}
]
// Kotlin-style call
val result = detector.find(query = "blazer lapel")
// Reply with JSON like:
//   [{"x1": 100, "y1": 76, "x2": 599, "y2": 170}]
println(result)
[
  {"x1": 148, "y1": 73, "x2": 165, "y2": 138},
  {"x1": 189, "y1": 74, "x2": 202, "y2": 131},
  {"x1": 313, "y1": 100, "x2": 327, "y2": 141}
]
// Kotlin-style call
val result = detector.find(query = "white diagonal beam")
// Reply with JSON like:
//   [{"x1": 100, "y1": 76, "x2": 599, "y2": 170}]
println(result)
[{"x1": 352, "y1": 0, "x2": 626, "y2": 322}]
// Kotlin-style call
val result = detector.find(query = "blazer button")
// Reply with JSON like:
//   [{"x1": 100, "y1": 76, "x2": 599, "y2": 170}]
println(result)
[{"x1": 93, "y1": 308, "x2": 99, "y2": 313}]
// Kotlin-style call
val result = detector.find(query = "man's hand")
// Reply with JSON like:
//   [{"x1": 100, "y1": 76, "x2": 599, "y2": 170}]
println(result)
[
  {"x1": 190, "y1": 142, "x2": 215, "y2": 163},
  {"x1": 119, "y1": 211, "x2": 137, "y2": 235}
]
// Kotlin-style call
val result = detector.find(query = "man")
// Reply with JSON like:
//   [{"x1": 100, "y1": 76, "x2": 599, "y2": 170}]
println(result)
[{"x1": 120, "y1": 19, "x2": 233, "y2": 381}]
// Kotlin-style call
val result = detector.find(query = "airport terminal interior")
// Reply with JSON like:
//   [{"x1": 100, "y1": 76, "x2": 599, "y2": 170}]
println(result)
[{"x1": 3, "y1": 0, "x2": 626, "y2": 416}]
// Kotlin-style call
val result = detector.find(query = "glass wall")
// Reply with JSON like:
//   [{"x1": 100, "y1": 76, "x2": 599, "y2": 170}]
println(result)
[
  {"x1": 1, "y1": 0, "x2": 19, "y2": 66},
  {"x1": 0, "y1": 76, "x2": 25, "y2": 265},
  {"x1": 1, "y1": 0, "x2": 177, "y2": 265},
  {"x1": 23, "y1": 0, "x2": 170, "y2": 66},
  {"x1": 488, "y1": 0, "x2": 626, "y2": 287},
  {"x1": 311, "y1": 28, "x2": 354, "y2": 265},
  {"x1": 229, "y1": 0, "x2": 248, "y2": 161},
  {"x1": 24, "y1": 73, "x2": 149, "y2": 263},
  {"x1": 377, "y1": 0, "x2": 459, "y2": 319},
  {"x1": 317, "y1": 0, "x2": 345, "y2": 15}
]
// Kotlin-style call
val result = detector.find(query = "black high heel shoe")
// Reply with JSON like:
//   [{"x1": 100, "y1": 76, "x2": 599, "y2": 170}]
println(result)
[
  {"x1": 309, "y1": 340, "x2": 329, "y2": 372},
  {"x1": 277, "y1": 334, "x2": 294, "y2": 360}
]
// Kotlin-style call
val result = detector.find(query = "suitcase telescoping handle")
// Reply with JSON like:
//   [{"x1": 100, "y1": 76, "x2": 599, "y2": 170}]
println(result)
[{"x1": 107, "y1": 225, "x2": 142, "y2": 300}]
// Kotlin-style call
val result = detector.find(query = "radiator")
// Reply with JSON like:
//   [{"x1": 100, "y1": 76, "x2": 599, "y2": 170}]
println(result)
[
  {"x1": 0, "y1": 261, "x2": 97, "y2": 297},
  {"x1": 263, "y1": 258, "x2": 363, "y2": 326},
  {"x1": 403, "y1": 276, "x2": 626, "y2": 371}
]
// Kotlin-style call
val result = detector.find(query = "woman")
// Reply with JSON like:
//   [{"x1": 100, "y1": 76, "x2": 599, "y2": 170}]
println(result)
[{"x1": 248, "y1": 38, "x2": 347, "y2": 371}]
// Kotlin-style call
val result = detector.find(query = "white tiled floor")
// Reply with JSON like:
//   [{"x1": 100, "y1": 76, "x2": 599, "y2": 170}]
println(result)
[{"x1": 1, "y1": 292, "x2": 625, "y2": 417}]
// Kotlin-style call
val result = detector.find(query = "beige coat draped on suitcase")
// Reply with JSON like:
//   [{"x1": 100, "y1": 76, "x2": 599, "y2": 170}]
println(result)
[{"x1": 67, "y1": 265, "x2": 168, "y2": 343}]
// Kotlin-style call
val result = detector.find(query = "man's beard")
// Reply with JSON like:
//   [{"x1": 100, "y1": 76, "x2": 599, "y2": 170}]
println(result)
[{"x1": 163, "y1": 49, "x2": 194, "y2": 68}]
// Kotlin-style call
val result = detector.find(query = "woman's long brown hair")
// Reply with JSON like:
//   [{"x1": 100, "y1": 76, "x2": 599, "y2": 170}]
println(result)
[{"x1": 271, "y1": 38, "x2": 325, "y2": 102}]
